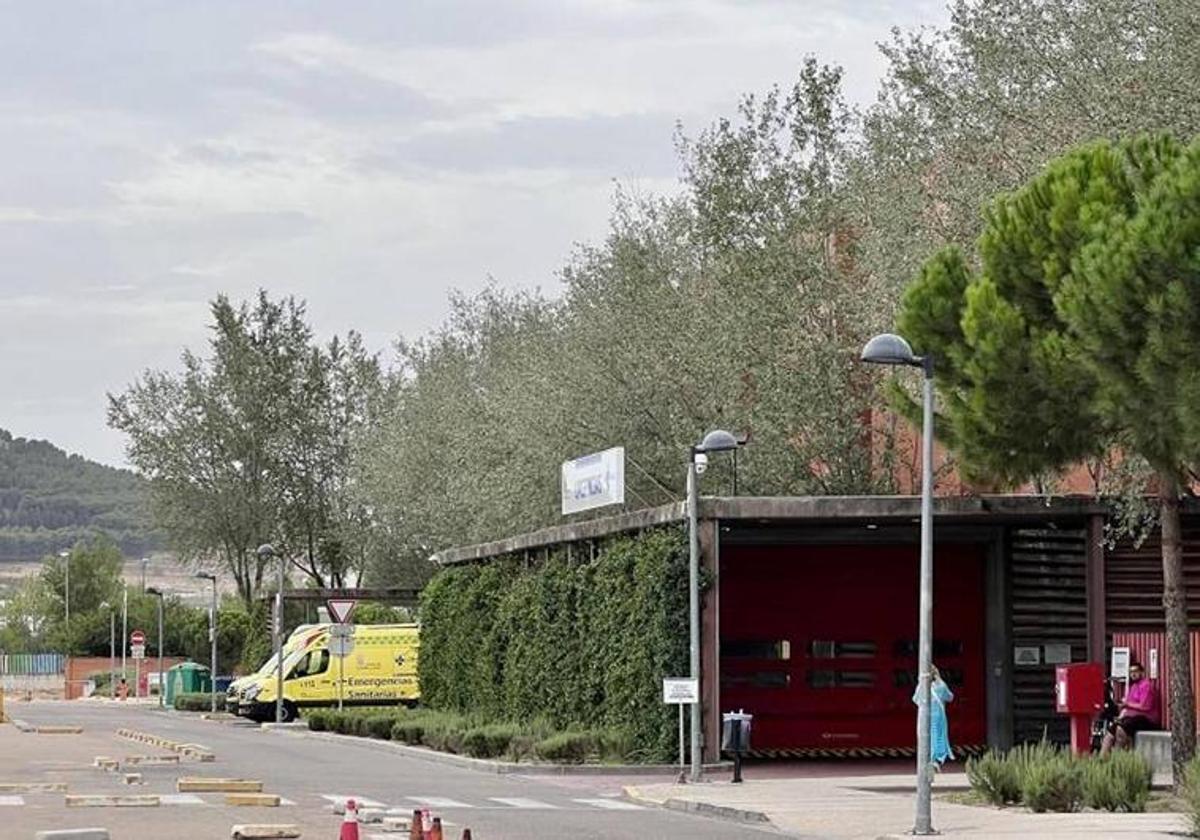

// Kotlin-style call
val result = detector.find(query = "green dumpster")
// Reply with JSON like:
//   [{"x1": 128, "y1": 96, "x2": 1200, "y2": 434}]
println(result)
[{"x1": 165, "y1": 662, "x2": 212, "y2": 706}]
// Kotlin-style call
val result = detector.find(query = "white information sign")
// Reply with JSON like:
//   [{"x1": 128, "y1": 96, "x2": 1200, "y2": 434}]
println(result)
[
  {"x1": 131, "y1": 644, "x2": 146, "y2": 660},
  {"x1": 662, "y1": 677, "x2": 699, "y2": 705},
  {"x1": 561, "y1": 447, "x2": 625, "y2": 515},
  {"x1": 1111, "y1": 646, "x2": 1131, "y2": 680},
  {"x1": 1044, "y1": 644, "x2": 1071, "y2": 665},
  {"x1": 1150, "y1": 648, "x2": 1159, "y2": 679},
  {"x1": 1013, "y1": 646, "x2": 1040, "y2": 666}
]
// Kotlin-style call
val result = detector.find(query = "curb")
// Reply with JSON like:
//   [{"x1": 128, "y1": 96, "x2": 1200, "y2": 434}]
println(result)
[
  {"x1": 269, "y1": 727, "x2": 731, "y2": 776},
  {"x1": 661, "y1": 798, "x2": 772, "y2": 824},
  {"x1": 623, "y1": 786, "x2": 772, "y2": 825}
]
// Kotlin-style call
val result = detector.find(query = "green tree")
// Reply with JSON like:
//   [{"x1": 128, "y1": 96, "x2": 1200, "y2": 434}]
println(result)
[
  {"x1": 39, "y1": 536, "x2": 125, "y2": 655},
  {"x1": 109, "y1": 292, "x2": 382, "y2": 603},
  {"x1": 897, "y1": 135, "x2": 1200, "y2": 779}
]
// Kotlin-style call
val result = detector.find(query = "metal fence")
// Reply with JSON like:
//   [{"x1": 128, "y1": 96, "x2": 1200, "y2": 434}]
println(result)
[{"x1": 0, "y1": 653, "x2": 66, "y2": 675}]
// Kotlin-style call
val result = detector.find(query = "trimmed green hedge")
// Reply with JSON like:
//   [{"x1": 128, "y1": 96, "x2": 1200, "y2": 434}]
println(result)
[
  {"x1": 303, "y1": 706, "x2": 633, "y2": 764},
  {"x1": 173, "y1": 692, "x2": 213, "y2": 712},
  {"x1": 418, "y1": 528, "x2": 688, "y2": 762}
]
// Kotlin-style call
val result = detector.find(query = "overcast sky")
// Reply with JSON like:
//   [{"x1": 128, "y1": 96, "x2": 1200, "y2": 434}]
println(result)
[{"x1": 0, "y1": 1, "x2": 948, "y2": 468}]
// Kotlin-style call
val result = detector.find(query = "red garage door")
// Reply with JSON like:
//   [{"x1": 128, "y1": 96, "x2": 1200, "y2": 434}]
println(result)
[{"x1": 720, "y1": 543, "x2": 986, "y2": 756}]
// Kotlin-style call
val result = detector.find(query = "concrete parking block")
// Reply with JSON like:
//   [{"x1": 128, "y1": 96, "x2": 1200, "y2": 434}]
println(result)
[
  {"x1": 36, "y1": 726, "x2": 83, "y2": 734},
  {"x1": 0, "y1": 782, "x2": 67, "y2": 792},
  {"x1": 122, "y1": 773, "x2": 142, "y2": 785},
  {"x1": 226, "y1": 793, "x2": 281, "y2": 807},
  {"x1": 178, "y1": 778, "x2": 263, "y2": 793},
  {"x1": 125, "y1": 755, "x2": 180, "y2": 765},
  {"x1": 231, "y1": 825, "x2": 302, "y2": 839},
  {"x1": 34, "y1": 829, "x2": 111, "y2": 840},
  {"x1": 65, "y1": 794, "x2": 160, "y2": 807}
]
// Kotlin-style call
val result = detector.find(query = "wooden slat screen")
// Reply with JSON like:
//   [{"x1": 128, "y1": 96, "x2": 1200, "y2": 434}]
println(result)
[
  {"x1": 1106, "y1": 522, "x2": 1200, "y2": 632},
  {"x1": 1010, "y1": 528, "x2": 1088, "y2": 745}
]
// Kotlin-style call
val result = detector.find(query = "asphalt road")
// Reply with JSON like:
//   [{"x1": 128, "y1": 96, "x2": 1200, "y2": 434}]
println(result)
[{"x1": 2, "y1": 701, "x2": 783, "y2": 840}]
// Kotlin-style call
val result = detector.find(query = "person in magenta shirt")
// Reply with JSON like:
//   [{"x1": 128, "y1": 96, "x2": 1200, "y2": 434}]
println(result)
[{"x1": 1101, "y1": 661, "x2": 1160, "y2": 754}]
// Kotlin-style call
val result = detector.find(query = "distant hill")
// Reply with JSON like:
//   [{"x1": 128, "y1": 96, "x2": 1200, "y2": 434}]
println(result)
[{"x1": 0, "y1": 429, "x2": 160, "y2": 561}]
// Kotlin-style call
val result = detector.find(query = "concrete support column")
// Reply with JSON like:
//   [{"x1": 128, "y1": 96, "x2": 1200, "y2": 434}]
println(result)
[
  {"x1": 699, "y1": 517, "x2": 721, "y2": 764},
  {"x1": 985, "y1": 529, "x2": 1013, "y2": 750},
  {"x1": 1086, "y1": 513, "x2": 1107, "y2": 664}
]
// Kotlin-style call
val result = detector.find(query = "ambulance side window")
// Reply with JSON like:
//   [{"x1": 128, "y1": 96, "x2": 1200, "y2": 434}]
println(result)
[
  {"x1": 291, "y1": 649, "x2": 330, "y2": 679},
  {"x1": 310, "y1": 649, "x2": 330, "y2": 676}
]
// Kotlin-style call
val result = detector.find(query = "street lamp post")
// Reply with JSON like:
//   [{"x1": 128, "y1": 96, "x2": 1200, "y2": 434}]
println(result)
[
  {"x1": 861, "y1": 332, "x2": 936, "y2": 836},
  {"x1": 195, "y1": 572, "x2": 219, "y2": 713},
  {"x1": 687, "y1": 429, "x2": 744, "y2": 782},
  {"x1": 146, "y1": 587, "x2": 166, "y2": 708},
  {"x1": 141, "y1": 557, "x2": 149, "y2": 593},
  {"x1": 121, "y1": 585, "x2": 128, "y2": 687},
  {"x1": 99, "y1": 602, "x2": 114, "y2": 699},
  {"x1": 257, "y1": 544, "x2": 283, "y2": 724},
  {"x1": 59, "y1": 550, "x2": 70, "y2": 654}
]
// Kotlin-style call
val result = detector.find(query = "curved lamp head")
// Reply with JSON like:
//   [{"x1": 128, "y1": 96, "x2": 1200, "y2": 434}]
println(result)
[
  {"x1": 146, "y1": 586, "x2": 163, "y2": 598},
  {"x1": 861, "y1": 333, "x2": 921, "y2": 367},
  {"x1": 695, "y1": 429, "x2": 742, "y2": 454},
  {"x1": 194, "y1": 572, "x2": 217, "y2": 582}
]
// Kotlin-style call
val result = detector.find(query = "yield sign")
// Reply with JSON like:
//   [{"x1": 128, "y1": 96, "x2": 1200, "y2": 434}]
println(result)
[{"x1": 326, "y1": 598, "x2": 357, "y2": 624}]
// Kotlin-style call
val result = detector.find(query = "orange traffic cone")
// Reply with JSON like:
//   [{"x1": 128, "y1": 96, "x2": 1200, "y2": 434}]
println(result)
[
  {"x1": 428, "y1": 817, "x2": 444, "y2": 840},
  {"x1": 409, "y1": 809, "x2": 424, "y2": 840},
  {"x1": 339, "y1": 798, "x2": 359, "y2": 840}
]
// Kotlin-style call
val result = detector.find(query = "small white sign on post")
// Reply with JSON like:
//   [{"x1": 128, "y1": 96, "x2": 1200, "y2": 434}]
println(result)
[
  {"x1": 1111, "y1": 646, "x2": 1131, "y2": 680},
  {"x1": 130, "y1": 644, "x2": 145, "y2": 660},
  {"x1": 561, "y1": 447, "x2": 625, "y2": 515},
  {"x1": 663, "y1": 677, "x2": 699, "y2": 781},
  {"x1": 663, "y1": 677, "x2": 699, "y2": 705}
]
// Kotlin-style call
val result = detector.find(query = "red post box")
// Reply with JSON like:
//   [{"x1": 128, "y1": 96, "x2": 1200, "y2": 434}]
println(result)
[{"x1": 1056, "y1": 663, "x2": 1104, "y2": 754}]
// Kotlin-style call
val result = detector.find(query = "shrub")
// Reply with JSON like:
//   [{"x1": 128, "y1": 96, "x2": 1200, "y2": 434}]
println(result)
[
  {"x1": 364, "y1": 713, "x2": 399, "y2": 740},
  {"x1": 1182, "y1": 754, "x2": 1200, "y2": 836},
  {"x1": 966, "y1": 751, "x2": 1020, "y2": 805},
  {"x1": 535, "y1": 732, "x2": 595, "y2": 764},
  {"x1": 1021, "y1": 754, "x2": 1082, "y2": 813},
  {"x1": 506, "y1": 734, "x2": 537, "y2": 763},
  {"x1": 173, "y1": 692, "x2": 212, "y2": 712},
  {"x1": 305, "y1": 709, "x2": 331, "y2": 732},
  {"x1": 1081, "y1": 752, "x2": 1151, "y2": 812},
  {"x1": 462, "y1": 724, "x2": 521, "y2": 759},
  {"x1": 422, "y1": 716, "x2": 468, "y2": 754},
  {"x1": 1007, "y1": 740, "x2": 1059, "y2": 790},
  {"x1": 392, "y1": 719, "x2": 427, "y2": 745},
  {"x1": 595, "y1": 728, "x2": 634, "y2": 763}
]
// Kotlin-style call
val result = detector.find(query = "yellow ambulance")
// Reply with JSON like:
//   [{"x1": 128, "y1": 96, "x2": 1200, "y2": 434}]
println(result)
[
  {"x1": 226, "y1": 624, "x2": 330, "y2": 714},
  {"x1": 239, "y1": 624, "x2": 419, "y2": 722}
]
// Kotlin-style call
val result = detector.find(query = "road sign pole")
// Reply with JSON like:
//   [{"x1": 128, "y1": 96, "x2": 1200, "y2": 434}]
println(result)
[
  {"x1": 338, "y1": 651, "x2": 344, "y2": 712},
  {"x1": 678, "y1": 704, "x2": 685, "y2": 782}
]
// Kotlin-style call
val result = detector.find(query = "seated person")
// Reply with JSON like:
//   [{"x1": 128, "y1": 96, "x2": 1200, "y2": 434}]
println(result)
[{"x1": 1101, "y1": 661, "x2": 1160, "y2": 754}]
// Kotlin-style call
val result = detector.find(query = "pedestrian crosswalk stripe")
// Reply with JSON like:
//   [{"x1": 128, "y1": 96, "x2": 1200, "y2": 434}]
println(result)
[
  {"x1": 322, "y1": 794, "x2": 388, "y2": 809},
  {"x1": 488, "y1": 797, "x2": 558, "y2": 809},
  {"x1": 572, "y1": 798, "x2": 643, "y2": 810},
  {"x1": 159, "y1": 794, "x2": 205, "y2": 805},
  {"x1": 0, "y1": 796, "x2": 24, "y2": 806},
  {"x1": 408, "y1": 796, "x2": 474, "y2": 809}
]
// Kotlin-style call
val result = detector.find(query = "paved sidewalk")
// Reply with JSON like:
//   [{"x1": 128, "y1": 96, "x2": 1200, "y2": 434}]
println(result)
[{"x1": 625, "y1": 775, "x2": 1189, "y2": 838}]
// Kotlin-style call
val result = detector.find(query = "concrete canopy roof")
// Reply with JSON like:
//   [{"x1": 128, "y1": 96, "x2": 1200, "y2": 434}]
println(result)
[{"x1": 429, "y1": 494, "x2": 1114, "y2": 567}]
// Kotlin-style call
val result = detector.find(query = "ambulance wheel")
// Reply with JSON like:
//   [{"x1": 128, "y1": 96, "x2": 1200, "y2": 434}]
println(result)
[{"x1": 279, "y1": 701, "x2": 298, "y2": 723}]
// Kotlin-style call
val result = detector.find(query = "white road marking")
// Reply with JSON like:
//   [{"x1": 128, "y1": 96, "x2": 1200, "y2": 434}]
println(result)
[
  {"x1": 321, "y1": 794, "x2": 388, "y2": 809},
  {"x1": 489, "y1": 797, "x2": 559, "y2": 809},
  {"x1": 572, "y1": 798, "x2": 644, "y2": 810},
  {"x1": 159, "y1": 793, "x2": 206, "y2": 805},
  {"x1": 0, "y1": 796, "x2": 24, "y2": 806},
  {"x1": 407, "y1": 796, "x2": 474, "y2": 808}
]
